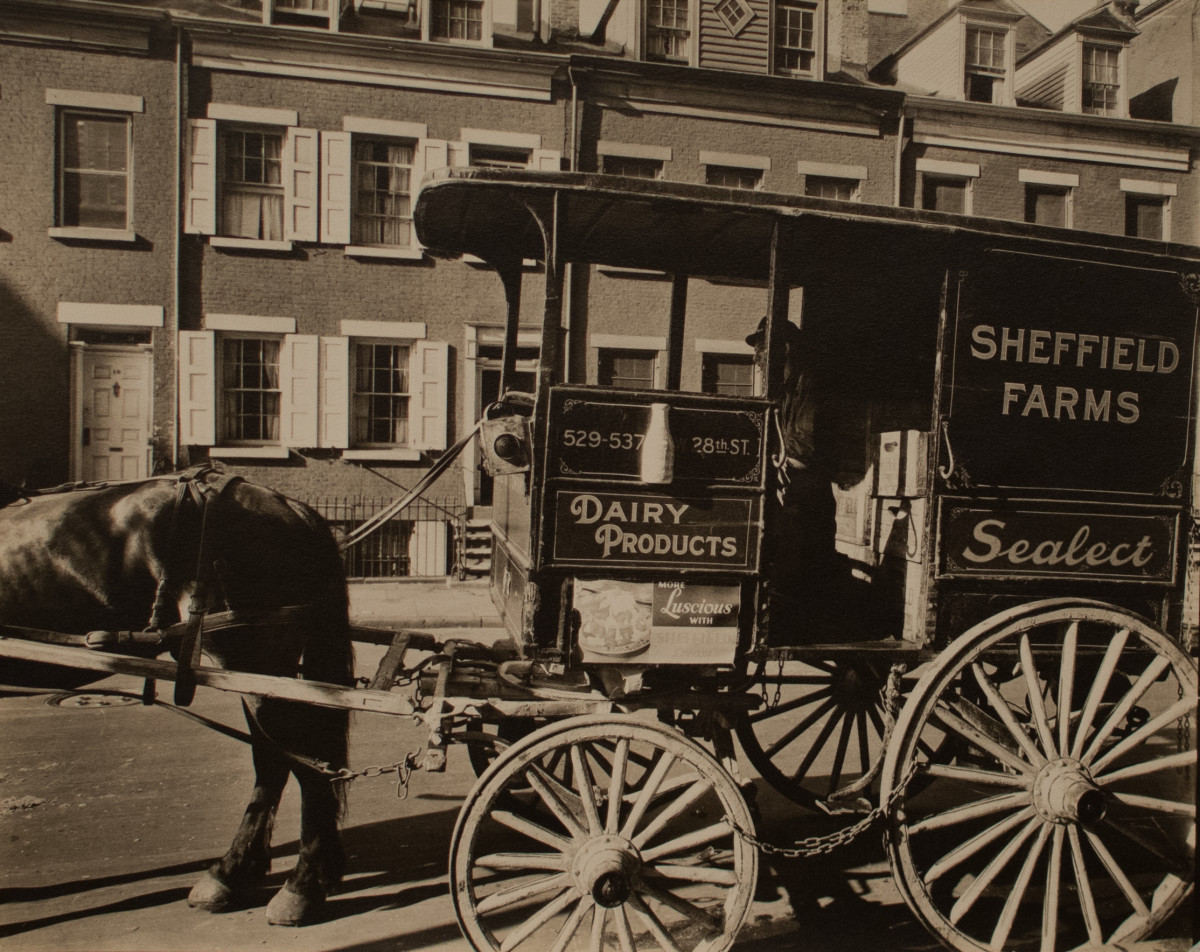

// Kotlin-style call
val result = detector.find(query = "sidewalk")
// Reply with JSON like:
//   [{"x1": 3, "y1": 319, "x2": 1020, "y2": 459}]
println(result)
[{"x1": 347, "y1": 577, "x2": 502, "y2": 629}]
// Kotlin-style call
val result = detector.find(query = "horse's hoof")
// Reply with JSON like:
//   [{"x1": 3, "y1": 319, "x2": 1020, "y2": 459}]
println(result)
[
  {"x1": 266, "y1": 885, "x2": 319, "y2": 926},
  {"x1": 188, "y1": 871, "x2": 234, "y2": 912}
]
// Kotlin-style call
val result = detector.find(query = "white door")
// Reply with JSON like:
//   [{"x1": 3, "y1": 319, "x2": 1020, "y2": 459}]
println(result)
[{"x1": 79, "y1": 348, "x2": 152, "y2": 482}]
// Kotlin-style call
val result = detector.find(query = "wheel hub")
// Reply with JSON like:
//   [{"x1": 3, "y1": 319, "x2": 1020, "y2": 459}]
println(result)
[
  {"x1": 572, "y1": 836, "x2": 641, "y2": 908},
  {"x1": 1032, "y1": 758, "x2": 1106, "y2": 825}
]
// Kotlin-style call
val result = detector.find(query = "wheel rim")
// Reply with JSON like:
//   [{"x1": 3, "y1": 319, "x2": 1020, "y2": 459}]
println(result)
[
  {"x1": 736, "y1": 658, "x2": 904, "y2": 809},
  {"x1": 881, "y1": 602, "x2": 1197, "y2": 952},
  {"x1": 450, "y1": 714, "x2": 758, "y2": 952}
]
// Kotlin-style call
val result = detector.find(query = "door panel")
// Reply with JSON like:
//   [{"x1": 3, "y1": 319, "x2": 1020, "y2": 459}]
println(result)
[{"x1": 80, "y1": 349, "x2": 151, "y2": 482}]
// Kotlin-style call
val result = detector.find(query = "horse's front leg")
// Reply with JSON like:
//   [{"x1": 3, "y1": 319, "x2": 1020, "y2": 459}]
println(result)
[{"x1": 188, "y1": 733, "x2": 289, "y2": 912}]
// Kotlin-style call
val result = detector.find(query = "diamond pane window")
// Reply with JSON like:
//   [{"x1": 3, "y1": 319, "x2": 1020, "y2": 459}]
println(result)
[{"x1": 714, "y1": 0, "x2": 753, "y2": 37}]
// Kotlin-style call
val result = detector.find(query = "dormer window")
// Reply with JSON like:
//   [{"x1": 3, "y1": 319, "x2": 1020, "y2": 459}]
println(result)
[
  {"x1": 774, "y1": 0, "x2": 821, "y2": 78},
  {"x1": 646, "y1": 0, "x2": 690, "y2": 62},
  {"x1": 1082, "y1": 44, "x2": 1120, "y2": 116},
  {"x1": 264, "y1": 0, "x2": 348, "y2": 30},
  {"x1": 965, "y1": 26, "x2": 1007, "y2": 103},
  {"x1": 433, "y1": 0, "x2": 484, "y2": 40}
]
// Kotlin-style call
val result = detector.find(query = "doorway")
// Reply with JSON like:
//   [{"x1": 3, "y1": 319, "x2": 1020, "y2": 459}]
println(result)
[{"x1": 74, "y1": 346, "x2": 153, "y2": 482}]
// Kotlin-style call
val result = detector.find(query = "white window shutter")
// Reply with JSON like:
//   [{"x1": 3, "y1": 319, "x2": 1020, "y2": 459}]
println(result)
[
  {"x1": 532, "y1": 149, "x2": 561, "y2": 171},
  {"x1": 178, "y1": 330, "x2": 216, "y2": 445},
  {"x1": 321, "y1": 131, "x2": 352, "y2": 245},
  {"x1": 320, "y1": 335, "x2": 350, "y2": 449},
  {"x1": 410, "y1": 340, "x2": 449, "y2": 451},
  {"x1": 284, "y1": 127, "x2": 319, "y2": 242},
  {"x1": 184, "y1": 119, "x2": 217, "y2": 235},
  {"x1": 413, "y1": 139, "x2": 449, "y2": 249},
  {"x1": 448, "y1": 140, "x2": 469, "y2": 167},
  {"x1": 280, "y1": 334, "x2": 319, "y2": 447}
]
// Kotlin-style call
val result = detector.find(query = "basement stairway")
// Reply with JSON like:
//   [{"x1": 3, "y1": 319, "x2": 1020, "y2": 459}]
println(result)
[{"x1": 456, "y1": 509, "x2": 494, "y2": 580}]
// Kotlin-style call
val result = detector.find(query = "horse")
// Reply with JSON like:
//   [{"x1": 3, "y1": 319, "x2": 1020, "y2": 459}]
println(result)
[{"x1": 0, "y1": 466, "x2": 354, "y2": 926}]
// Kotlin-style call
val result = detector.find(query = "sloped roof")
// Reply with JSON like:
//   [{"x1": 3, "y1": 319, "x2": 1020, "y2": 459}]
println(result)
[{"x1": 1018, "y1": 2, "x2": 1137, "y2": 65}]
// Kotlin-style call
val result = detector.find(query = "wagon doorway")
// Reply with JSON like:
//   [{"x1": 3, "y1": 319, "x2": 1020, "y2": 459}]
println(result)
[{"x1": 72, "y1": 344, "x2": 152, "y2": 482}]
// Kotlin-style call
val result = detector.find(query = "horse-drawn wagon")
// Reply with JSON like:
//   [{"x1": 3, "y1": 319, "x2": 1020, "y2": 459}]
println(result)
[{"x1": 2, "y1": 169, "x2": 1197, "y2": 952}]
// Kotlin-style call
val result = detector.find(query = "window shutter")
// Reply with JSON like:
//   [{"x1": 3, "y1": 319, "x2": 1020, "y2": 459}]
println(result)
[
  {"x1": 413, "y1": 139, "x2": 449, "y2": 249},
  {"x1": 321, "y1": 131, "x2": 352, "y2": 245},
  {"x1": 532, "y1": 149, "x2": 562, "y2": 171},
  {"x1": 447, "y1": 140, "x2": 469, "y2": 167},
  {"x1": 284, "y1": 127, "x2": 319, "y2": 242},
  {"x1": 410, "y1": 340, "x2": 449, "y2": 451},
  {"x1": 280, "y1": 334, "x2": 319, "y2": 447},
  {"x1": 320, "y1": 335, "x2": 350, "y2": 449},
  {"x1": 178, "y1": 330, "x2": 215, "y2": 445},
  {"x1": 184, "y1": 119, "x2": 217, "y2": 235}
]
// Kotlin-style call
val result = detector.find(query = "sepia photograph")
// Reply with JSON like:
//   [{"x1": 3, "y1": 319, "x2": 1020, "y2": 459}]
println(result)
[{"x1": 0, "y1": 0, "x2": 1197, "y2": 949}]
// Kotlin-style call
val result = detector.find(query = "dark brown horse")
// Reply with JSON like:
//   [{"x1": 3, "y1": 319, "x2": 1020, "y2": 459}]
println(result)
[{"x1": 0, "y1": 467, "x2": 354, "y2": 926}]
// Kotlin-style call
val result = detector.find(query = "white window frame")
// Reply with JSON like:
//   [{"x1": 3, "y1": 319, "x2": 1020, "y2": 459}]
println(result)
[
  {"x1": 962, "y1": 21, "x2": 1013, "y2": 105},
  {"x1": 592, "y1": 334, "x2": 665, "y2": 389},
  {"x1": 1120, "y1": 179, "x2": 1175, "y2": 241},
  {"x1": 421, "y1": 0, "x2": 493, "y2": 46},
  {"x1": 701, "y1": 151, "x2": 769, "y2": 191},
  {"x1": 772, "y1": 0, "x2": 823, "y2": 80},
  {"x1": 1079, "y1": 40, "x2": 1126, "y2": 118},
  {"x1": 917, "y1": 158, "x2": 978, "y2": 215},
  {"x1": 46, "y1": 89, "x2": 143, "y2": 243},
  {"x1": 330, "y1": 321, "x2": 447, "y2": 459},
  {"x1": 184, "y1": 105, "x2": 317, "y2": 250},
  {"x1": 798, "y1": 161, "x2": 866, "y2": 201},
  {"x1": 1019, "y1": 169, "x2": 1078, "y2": 229},
  {"x1": 643, "y1": 0, "x2": 697, "y2": 65}
]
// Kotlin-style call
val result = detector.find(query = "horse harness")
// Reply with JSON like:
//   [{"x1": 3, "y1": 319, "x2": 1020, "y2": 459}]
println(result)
[{"x1": 2, "y1": 465, "x2": 310, "y2": 707}]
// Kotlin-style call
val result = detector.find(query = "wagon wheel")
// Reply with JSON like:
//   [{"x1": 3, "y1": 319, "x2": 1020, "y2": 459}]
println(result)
[
  {"x1": 466, "y1": 717, "x2": 542, "y2": 779},
  {"x1": 734, "y1": 656, "x2": 917, "y2": 810},
  {"x1": 880, "y1": 599, "x2": 1197, "y2": 952},
  {"x1": 450, "y1": 714, "x2": 758, "y2": 952}
]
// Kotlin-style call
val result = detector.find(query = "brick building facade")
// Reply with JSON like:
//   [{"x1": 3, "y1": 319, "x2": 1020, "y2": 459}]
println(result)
[{"x1": 2, "y1": 0, "x2": 1197, "y2": 576}]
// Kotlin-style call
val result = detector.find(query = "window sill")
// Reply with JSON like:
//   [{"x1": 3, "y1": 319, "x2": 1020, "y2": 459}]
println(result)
[
  {"x1": 210, "y1": 237, "x2": 294, "y2": 252},
  {"x1": 343, "y1": 448, "x2": 423, "y2": 462},
  {"x1": 344, "y1": 245, "x2": 426, "y2": 260},
  {"x1": 463, "y1": 253, "x2": 540, "y2": 269},
  {"x1": 209, "y1": 445, "x2": 292, "y2": 459},
  {"x1": 49, "y1": 227, "x2": 138, "y2": 243}
]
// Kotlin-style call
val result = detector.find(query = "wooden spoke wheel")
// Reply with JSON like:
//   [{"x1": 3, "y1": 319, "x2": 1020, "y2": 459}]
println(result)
[
  {"x1": 880, "y1": 600, "x2": 1197, "y2": 952},
  {"x1": 735, "y1": 657, "x2": 912, "y2": 810},
  {"x1": 450, "y1": 714, "x2": 758, "y2": 952}
]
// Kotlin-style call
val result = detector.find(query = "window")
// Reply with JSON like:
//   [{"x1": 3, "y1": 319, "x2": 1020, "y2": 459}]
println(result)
[
  {"x1": 352, "y1": 138, "x2": 415, "y2": 247},
  {"x1": 353, "y1": 342, "x2": 411, "y2": 446},
  {"x1": 647, "y1": 0, "x2": 689, "y2": 62},
  {"x1": 221, "y1": 127, "x2": 284, "y2": 240},
  {"x1": 714, "y1": 0, "x2": 753, "y2": 37},
  {"x1": 599, "y1": 349, "x2": 656, "y2": 389},
  {"x1": 602, "y1": 155, "x2": 663, "y2": 179},
  {"x1": 775, "y1": 0, "x2": 818, "y2": 76},
  {"x1": 221, "y1": 337, "x2": 281, "y2": 443},
  {"x1": 706, "y1": 166, "x2": 762, "y2": 190},
  {"x1": 58, "y1": 111, "x2": 130, "y2": 230},
  {"x1": 432, "y1": 0, "x2": 484, "y2": 39},
  {"x1": 1082, "y1": 45, "x2": 1120, "y2": 117},
  {"x1": 805, "y1": 176, "x2": 856, "y2": 201},
  {"x1": 1024, "y1": 185, "x2": 1069, "y2": 228},
  {"x1": 470, "y1": 144, "x2": 531, "y2": 169},
  {"x1": 701, "y1": 354, "x2": 755, "y2": 396},
  {"x1": 922, "y1": 177, "x2": 968, "y2": 214},
  {"x1": 275, "y1": 0, "x2": 332, "y2": 10},
  {"x1": 965, "y1": 26, "x2": 1006, "y2": 103},
  {"x1": 1125, "y1": 195, "x2": 1166, "y2": 240}
]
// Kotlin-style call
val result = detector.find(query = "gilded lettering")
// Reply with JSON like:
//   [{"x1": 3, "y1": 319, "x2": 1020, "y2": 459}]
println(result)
[
  {"x1": 963, "y1": 519, "x2": 1004, "y2": 563},
  {"x1": 971, "y1": 325, "x2": 998, "y2": 360},
  {"x1": 1116, "y1": 391, "x2": 1139, "y2": 424}
]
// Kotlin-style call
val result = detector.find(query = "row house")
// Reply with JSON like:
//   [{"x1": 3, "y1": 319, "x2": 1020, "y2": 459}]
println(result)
[{"x1": 2, "y1": 0, "x2": 1198, "y2": 577}]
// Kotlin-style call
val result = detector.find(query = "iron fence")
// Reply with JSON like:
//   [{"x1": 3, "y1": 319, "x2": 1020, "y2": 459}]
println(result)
[{"x1": 309, "y1": 495, "x2": 463, "y2": 579}]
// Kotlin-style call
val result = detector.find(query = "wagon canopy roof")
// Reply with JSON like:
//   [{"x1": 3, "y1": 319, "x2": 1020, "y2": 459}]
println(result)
[{"x1": 414, "y1": 168, "x2": 1200, "y2": 284}]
